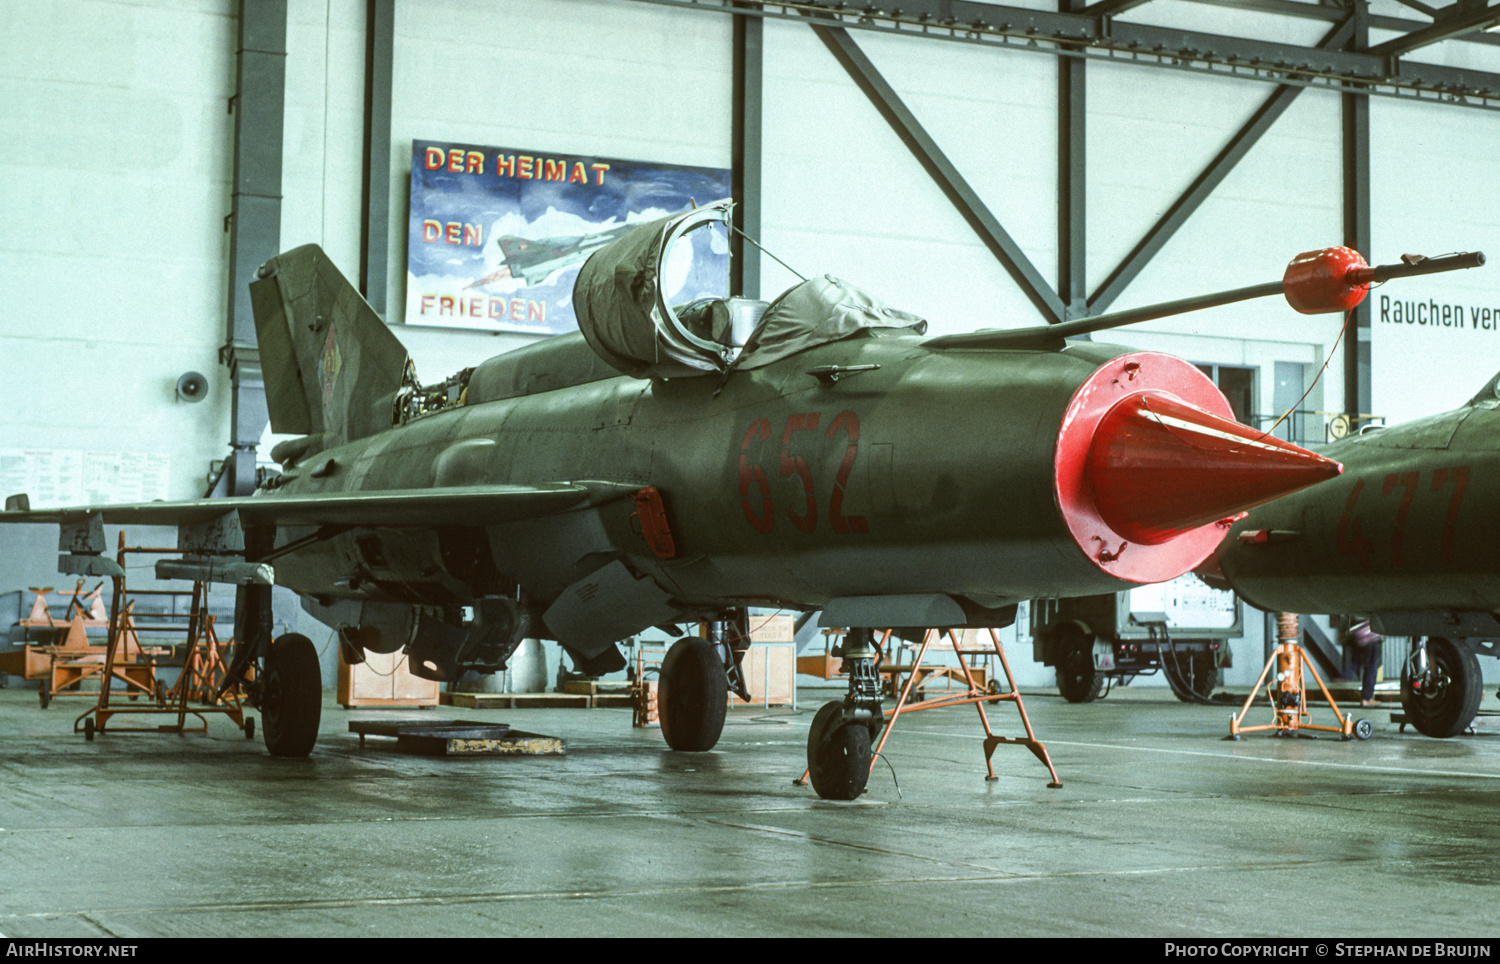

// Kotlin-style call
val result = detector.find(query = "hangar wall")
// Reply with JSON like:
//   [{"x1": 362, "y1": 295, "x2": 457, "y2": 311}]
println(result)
[
  {"x1": 2, "y1": 0, "x2": 1498, "y2": 688},
  {"x1": 0, "y1": 0, "x2": 236, "y2": 497}
]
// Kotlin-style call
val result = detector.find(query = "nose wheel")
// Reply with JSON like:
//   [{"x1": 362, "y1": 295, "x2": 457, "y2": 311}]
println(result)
[
  {"x1": 806, "y1": 701, "x2": 877, "y2": 801},
  {"x1": 804, "y1": 632, "x2": 884, "y2": 800}
]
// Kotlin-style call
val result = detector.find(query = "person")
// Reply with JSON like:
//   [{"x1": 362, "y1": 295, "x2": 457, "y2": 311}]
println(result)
[{"x1": 1346, "y1": 619, "x2": 1383, "y2": 707}]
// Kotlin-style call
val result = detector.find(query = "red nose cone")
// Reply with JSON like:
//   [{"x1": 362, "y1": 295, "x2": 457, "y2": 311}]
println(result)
[
  {"x1": 1055, "y1": 352, "x2": 1343, "y2": 584},
  {"x1": 1088, "y1": 392, "x2": 1343, "y2": 545}
]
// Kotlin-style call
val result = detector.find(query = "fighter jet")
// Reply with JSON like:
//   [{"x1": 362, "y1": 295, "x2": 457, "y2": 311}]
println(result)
[
  {"x1": 1203, "y1": 334, "x2": 1498, "y2": 739},
  {"x1": 7, "y1": 202, "x2": 1402, "y2": 800},
  {"x1": 466, "y1": 222, "x2": 636, "y2": 289}
]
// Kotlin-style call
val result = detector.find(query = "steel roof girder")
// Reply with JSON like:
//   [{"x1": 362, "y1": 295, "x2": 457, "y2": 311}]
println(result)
[
  {"x1": 811, "y1": 22, "x2": 1067, "y2": 324},
  {"x1": 688, "y1": 1, "x2": 1500, "y2": 99},
  {"x1": 1367, "y1": 0, "x2": 1500, "y2": 58}
]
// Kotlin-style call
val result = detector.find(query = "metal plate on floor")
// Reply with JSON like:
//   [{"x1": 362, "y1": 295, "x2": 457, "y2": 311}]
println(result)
[{"x1": 348, "y1": 719, "x2": 566, "y2": 756}]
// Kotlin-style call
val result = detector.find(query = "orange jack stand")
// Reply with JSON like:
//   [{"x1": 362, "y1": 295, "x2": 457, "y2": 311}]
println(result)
[
  {"x1": 799, "y1": 627, "x2": 1062, "y2": 789},
  {"x1": 1229, "y1": 613, "x2": 1372, "y2": 742},
  {"x1": 74, "y1": 536, "x2": 252, "y2": 742}
]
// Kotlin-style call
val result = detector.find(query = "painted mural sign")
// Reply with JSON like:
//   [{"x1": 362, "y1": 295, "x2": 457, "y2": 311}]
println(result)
[{"x1": 405, "y1": 140, "x2": 732, "y2": 335}]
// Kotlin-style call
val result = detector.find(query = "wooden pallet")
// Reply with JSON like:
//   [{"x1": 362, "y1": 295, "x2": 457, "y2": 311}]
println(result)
[{"x1": 445, "y1": 690, "x2": 635, "y2": 710}]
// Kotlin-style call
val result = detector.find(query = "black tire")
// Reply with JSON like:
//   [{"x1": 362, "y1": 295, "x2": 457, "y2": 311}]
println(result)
[
  {"x1": 1055, "y1": 629, "x2": 1104, "y2": 703},
  {"x1": 658, "y1": 637, "x2": 727, "y2": 752},
  {"x1": 1401, "y1": 636, "x2": 1482, "y2": 738},
  {"x1": 83, "y1": 717, "x2": 95, "y2": 741},
  {"x1": 244, "y1": 716, "x2": 255, "y2": 740},
  {"x1": 1354, "y1": 718, "x2": 1373, "y2": 741},
  {"x1": 807, "y1": 701, "x2": 871, "y2": 801},
  {"x1": 261, "y1": 633, "x2": 322, "y2": 758},
  {"x1": 39, "y1": 686, "x2": 49, "y2": 709},
  {"x1": 1165, "y1": 650, "x2": 1218, "y2": 702}
]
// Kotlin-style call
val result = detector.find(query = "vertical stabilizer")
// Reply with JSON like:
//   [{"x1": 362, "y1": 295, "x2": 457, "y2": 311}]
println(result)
[{"x1": 250, "y1": 245, "x2": 409, "y2": 446}]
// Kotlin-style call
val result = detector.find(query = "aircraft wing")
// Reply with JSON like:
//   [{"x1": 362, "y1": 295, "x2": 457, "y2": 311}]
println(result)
[{"x1": 0, "y1": 481, "x2": 630, "y2": 529}]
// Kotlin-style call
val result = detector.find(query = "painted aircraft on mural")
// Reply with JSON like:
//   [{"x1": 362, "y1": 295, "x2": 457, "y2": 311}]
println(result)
[{"x1": 466, "y1": 222, "x2": 637, "y2": 289}]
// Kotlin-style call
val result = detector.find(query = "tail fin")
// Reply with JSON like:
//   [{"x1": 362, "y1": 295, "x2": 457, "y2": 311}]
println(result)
[{"x1": 250, "y1": 245, "x2": 409, "y2": 447}]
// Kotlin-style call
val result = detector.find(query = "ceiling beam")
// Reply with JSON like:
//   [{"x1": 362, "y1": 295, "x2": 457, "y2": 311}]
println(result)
[
  {"x1": 1088, "y1": 17, "x2": 1353, "y2": 316},
  {"x1": 1080, "y1": 0, "x2": 1154, "y2": 15},
  {"x1": 1367, "y1": 1, "x2": 1500, "y2": 57},
  {"x1": 810, "y1": 23, "x2": 1067, "y2": 323},
  {"x1": 627, "y1": 0, "x2": 1500, "y2": 108},
  {"x1": 1392, "y1": 0, "x2": 1442, "y2": 18}
]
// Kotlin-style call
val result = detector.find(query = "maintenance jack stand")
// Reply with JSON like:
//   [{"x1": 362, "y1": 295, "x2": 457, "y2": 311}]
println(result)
[
  {"x1": 798, "y1": 627, "x2": 1062, "y2": 792},
  {"x1": 1229, "y1": 613, "x2": 1372, "y2": 742}
]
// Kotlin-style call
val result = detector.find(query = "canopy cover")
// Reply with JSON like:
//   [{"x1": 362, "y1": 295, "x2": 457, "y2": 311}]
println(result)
[
  {"x1": 573, "y1": 200, "x2": 927, "y2": 379},
  {"x1": 573, "y1": 202, "x2": 732, "y2": 380},
  {"x1": 733, "y1": 275, "x2": 927, "y2": 371}
]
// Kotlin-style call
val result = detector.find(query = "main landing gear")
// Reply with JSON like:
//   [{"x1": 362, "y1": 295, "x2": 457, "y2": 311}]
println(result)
[
  {"x1": 657, "y1": 615, "x2": 757, "y2": 753},
  {"x1": 228, "y1": 584, "x2": 321, "y2": 758},
  {"x1": 257, "y1": 633, "x2": 322, "y2": 757},
  {"x1": 806, "y1": 628, "x2": 884, "y2": 801},
  {"x1": 1401, "y1": 636, "x2": 1482, "y2": 738},
  {"x1": 658, "y1": 636, "x2": 729, "y2": 751}
]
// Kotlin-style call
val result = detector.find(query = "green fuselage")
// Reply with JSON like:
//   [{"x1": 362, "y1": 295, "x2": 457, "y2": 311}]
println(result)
[
  {"x1": 267, "y1": 333, "x2": 1140, "y2": 623},
  {"x1": 1220, "y1": 399, "x2": 1500, "y2": 619}
]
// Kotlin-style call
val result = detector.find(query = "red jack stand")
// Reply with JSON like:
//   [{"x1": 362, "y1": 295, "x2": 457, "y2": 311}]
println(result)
[{"x1": 1229, "y1": 613, "x2": 1372, "y2": 741}]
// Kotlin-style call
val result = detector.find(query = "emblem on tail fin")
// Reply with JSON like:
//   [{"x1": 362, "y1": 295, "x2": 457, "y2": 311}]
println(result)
[{"x1": 320, "y1": 324, "x2": 341, "y2": 416}]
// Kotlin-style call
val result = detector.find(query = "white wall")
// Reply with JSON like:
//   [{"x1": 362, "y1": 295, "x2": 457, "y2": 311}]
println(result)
[
  {"x1": 0, "y1": 0, "x2": 237, "y2": 500},
  {"x1": 760, "y1": 20, "x2": 1057, "y2": 331},
  {"x1": 280, "y1": 0, "x2": 369, "y2": 276},
  {"x1": 1370, "y1": 96, "x2": 1500, "y2": 426},
  {"x1": 8, "y1": 0, "x2": 1497, "y2": 484},
  {"x1": 382, "y1": 0, "x2": 734, "y2": 382}
]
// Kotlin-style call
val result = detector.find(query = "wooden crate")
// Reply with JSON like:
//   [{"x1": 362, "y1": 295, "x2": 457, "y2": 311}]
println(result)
[
  {"x1": 732, "y1": 642, "x2": 795, "y2": 707},
  {"x1": 338, "y1": 649, "x2": 440, "y2": 708}
]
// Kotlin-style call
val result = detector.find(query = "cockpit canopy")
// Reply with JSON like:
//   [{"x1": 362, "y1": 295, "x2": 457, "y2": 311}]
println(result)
[{"x1": 572, "y1": 200, "x2": 927, "y2": 380}]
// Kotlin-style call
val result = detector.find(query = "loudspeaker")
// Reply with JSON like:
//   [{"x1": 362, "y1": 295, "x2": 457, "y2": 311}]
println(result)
[{"x1": 176, "y1": 371, "x2": 208, "y2": 403}]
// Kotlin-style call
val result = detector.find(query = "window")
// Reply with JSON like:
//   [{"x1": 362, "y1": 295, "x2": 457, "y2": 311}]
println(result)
[{"x1": 1194, "y1": 364, "x2": 1256, "y2": 427}]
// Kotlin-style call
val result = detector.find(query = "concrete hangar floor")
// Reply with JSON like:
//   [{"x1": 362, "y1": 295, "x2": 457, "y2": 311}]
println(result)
[{"x1": 2, "y1": 683, "x2": 1498, "y2": 939}]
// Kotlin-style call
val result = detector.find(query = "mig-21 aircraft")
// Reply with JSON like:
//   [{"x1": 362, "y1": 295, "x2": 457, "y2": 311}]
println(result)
[
  {"x1": 11, "y1": 201, "x2": 1468, "y2": 799},
  {"x1": 1204, "y1": 334, "x2": 1499, "y2": 740}
]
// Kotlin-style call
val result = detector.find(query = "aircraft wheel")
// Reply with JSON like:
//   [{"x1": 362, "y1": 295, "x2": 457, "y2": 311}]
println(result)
[
  {"x1": 261, "y1": 633, "x2": 322, "y2": 758},
  {"x1": 806, "y1": 701, "x2": 871, "y2": 801},
  {"x1": 1055, "y1": 629, "x2": 1104, "y2": 703},
  {"x1": 244, "y1": 716, "x2": 255, "y2": 740},
  {"x1": 1401, "y1": 637, "x2": 1482, "y2": 738},
  {"x1": 1353, "y1": 718, "x2": 1373, "y2": 741},
  {"x1": 658, "y1": 637, "x2": 727, "y2": 752},
  {"x1": 83, "y1": 717, "x2": 95, "y2": 741},
  {"x1": 1170, "y1": 651, "x2": 1217, "y2": 702}
]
